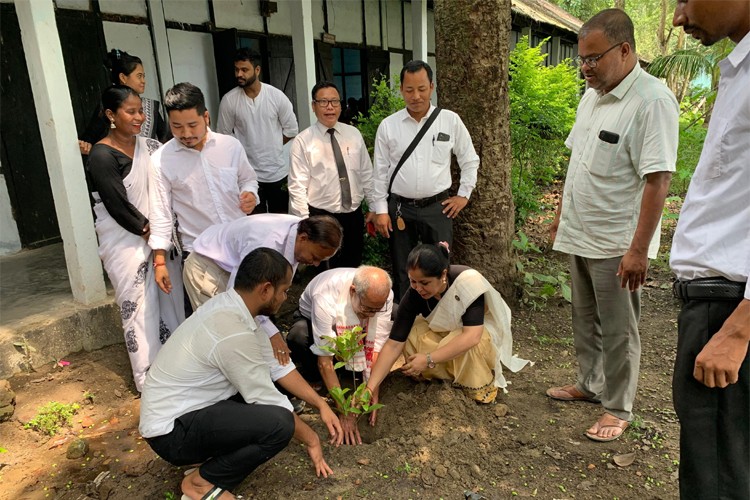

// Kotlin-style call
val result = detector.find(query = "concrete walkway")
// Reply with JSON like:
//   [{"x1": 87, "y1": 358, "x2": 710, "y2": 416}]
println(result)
[{"x1": 0, "y1": 243, "x2": 121, "y2": 378}]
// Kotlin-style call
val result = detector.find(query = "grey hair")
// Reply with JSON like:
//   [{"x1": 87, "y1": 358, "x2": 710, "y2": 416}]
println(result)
[
  {"x1": 352, "y1": 266, "x2": 392, "y2": 297},
  {"x1": 579, "y1": 8, "x2": 636, "y2": 53}
]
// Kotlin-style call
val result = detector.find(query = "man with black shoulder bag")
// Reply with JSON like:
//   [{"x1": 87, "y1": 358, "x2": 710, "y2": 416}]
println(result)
[{"x1": 372, "y1": 60, "x2": 479, "y2": 299}]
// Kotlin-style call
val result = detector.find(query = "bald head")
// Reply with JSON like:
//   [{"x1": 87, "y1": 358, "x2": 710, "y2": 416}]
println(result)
[
  {"x1": 352, "y1": 266, "x2": 392, "y2": 302},
  {"x1": 580, "y1": 8, "x2": 636, "y2": 53}
]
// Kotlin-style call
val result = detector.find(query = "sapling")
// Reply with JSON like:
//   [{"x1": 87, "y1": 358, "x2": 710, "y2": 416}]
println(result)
[{"x1": 320, "y1": 326, "x2": 383, "y2": 417}]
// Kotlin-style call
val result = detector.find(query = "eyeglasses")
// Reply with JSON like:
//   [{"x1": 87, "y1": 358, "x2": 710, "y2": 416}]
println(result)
[
  {"x1": 356, "y1": 294, "x2": 385, "y2": 314},
  {"x1": 574, "y1": 42, "x2": 625, "y2": 68},
  {"x1": 313, "y1": 99, "x2": 342, "y2": 108}
]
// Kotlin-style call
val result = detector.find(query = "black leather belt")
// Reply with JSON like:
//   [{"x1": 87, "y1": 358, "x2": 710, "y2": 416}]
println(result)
[
  {"x1": 673, "y1": 278, "x2": 746, "y2": 303},
  {"x1": 391, "y1": 190, "x2": 450, "y2": 208}
]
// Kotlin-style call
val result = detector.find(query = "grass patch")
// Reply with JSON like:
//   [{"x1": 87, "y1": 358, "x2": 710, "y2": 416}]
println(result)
[{"x1": 24, "y1": 401, "x2": 80, "y2": 436}]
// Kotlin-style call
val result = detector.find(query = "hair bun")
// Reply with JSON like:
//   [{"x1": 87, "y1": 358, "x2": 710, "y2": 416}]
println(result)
[{"x1": 437, "y1": 241, "x2": 450, "y2": 254}]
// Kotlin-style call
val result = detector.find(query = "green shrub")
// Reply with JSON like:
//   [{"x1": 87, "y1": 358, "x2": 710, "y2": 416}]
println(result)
[
  {"x1": 24, "y1": 401, "x2": 80, "y2": 436},
  {"x1": 509, "y1": 36, "x2": 582, "y2": 227}
]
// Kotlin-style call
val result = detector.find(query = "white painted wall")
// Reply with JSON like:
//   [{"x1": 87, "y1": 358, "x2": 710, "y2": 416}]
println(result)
[
  {"x1": 0, "y1": 173, "x2": 22, "y2": 256},
  {"x1": 389, "y1": 51, "x2": 403, "y2": 84},
  {"x1": 364, "y1": 0, "x2": 381, "y2": 47},
  {"x1": 54, "y1": 0, "x2": 89, "y2": 10},
  {"x1": 163, "y1": 0, "x2": 210, "y2": 24},
  {"x1": 167, "y1": 29, "x2": 220, "y2": 119},
  {"x1": 214, "y1": 0, "x2": 264, "y2": 32},
  {"x1": 312, "y1": 0, "x2": 325, "y2": 37},
  {"x1": 99, "y1": 0, "x2": 148, "y2": 17},
  {"x1": 386, "y1": 0, "x2": 402, "y2": 49},
  {"x1": 327, "y1": 0, "x2": 362, "y2": 44},
  {"x1": 267, "y1": 0, "x2": 293, "y2": 36},
  {"x1": 102, "y1": 21, "x2": 162, "y2": 101}
]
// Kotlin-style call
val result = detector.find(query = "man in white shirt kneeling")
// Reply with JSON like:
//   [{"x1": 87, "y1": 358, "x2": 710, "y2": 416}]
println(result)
[
  {"x1": 140, "y1": 248, "x2": 343, "y2": 500},
  {"x1": 287, "y1": 266, "x2": 394, "y2": 445}
]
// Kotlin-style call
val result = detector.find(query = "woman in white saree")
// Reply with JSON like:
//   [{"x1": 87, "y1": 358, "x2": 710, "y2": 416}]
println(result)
[
  {"x1": 365, "y1": 243, "x2": 529, "y2": 407},
  {"x1": 86, "y1": 85, "x2": 184, "y2": 391}
]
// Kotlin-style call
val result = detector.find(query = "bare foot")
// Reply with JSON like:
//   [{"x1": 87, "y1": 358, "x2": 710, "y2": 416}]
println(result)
[{"x1": 584, "y1": 413, "x2": 629, "y2": 442}]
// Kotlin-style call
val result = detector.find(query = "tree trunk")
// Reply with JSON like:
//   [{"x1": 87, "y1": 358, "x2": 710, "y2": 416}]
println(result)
[{"x1": 434, "y1": 0, "x2": 519, "y2": 302}]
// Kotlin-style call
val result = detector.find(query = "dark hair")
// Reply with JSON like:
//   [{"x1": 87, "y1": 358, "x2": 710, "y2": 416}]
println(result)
[
  {"x1": 400, "y1": 60, "x2": 433, "y2": 84},
  {"x1": 580, "y1": 8, "x2": 636, "y2": 53},
  {"x1": 164, "y1": 82, "x2": 207, "y2": 115},
  {"x1": 406, "y1": 243, "x2": 449, "y2": 278},
  {"x1": 101, "y1": 85, "x2": 140, "y2": 114},
  {"x1": 298, "y1": 216, "x2": 343, "y2": 251},
  {"x1": 106, "y1": 49, "x2": 143, "y2": 86},
  {"x1": 234, "y1": 48, "x2": 262, "y2": 67},
  {"x1": 234, "y1": 248, "x2": 291, "y2": 292},
  {"x1": 311, "y1": 81, "x2": 340, "y2": 101}
]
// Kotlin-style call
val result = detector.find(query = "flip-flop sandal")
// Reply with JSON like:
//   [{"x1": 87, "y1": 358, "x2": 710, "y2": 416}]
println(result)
[
  {"x1": 584, "y1": 415, "x2": 630, "y2": 442},
  {"x1": 546, "y1": 384, "x2": 599, "y2": 403},
  {"x1": 181, "y1": 486, "x2": 235, "y2": 500}
]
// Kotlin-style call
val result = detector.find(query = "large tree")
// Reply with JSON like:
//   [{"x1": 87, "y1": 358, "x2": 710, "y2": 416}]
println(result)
[{"x1": 434, "y1": 0, "x2": 518, "y2": 301}]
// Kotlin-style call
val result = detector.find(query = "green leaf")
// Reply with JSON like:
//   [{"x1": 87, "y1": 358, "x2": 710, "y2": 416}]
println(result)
[
  {"x1": 560, "y1": 283, "x2": 572, "y2": 302},
  {"x1": 333, "y1": 361, "x2": 347, "y2": 370}
]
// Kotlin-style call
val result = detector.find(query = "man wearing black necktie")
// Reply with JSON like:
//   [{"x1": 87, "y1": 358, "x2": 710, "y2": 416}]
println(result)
[{"x1": 289, "y1": 81, "x2": 376, "y2": 270}]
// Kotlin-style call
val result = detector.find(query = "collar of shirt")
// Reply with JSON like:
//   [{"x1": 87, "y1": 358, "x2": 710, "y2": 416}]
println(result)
[
  {"x1": 398, "y1": 104, "x2": 437, "y2": 124},
  {"x1": 173, "y1": 127, "x2": 217, "y2": 153},
  {"x1": 602, "y1": 63, "x2": 641, "y2": 100},
  {"x1": 314, "y1": 120, "x2": 338, "y2": 136},
  {"x1": 225, "y1": 288, "x2": 259, "y2": 331},
  {"x1": 725, "y1": 31, "x2": 750, "y2": 70}
]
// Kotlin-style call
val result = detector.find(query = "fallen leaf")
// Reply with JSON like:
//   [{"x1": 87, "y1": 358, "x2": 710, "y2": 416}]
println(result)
[
  {"x1": 357, "y1": 458, "x2": 370, "y2": 466},
  {"x1": 613, "y1": 451, "x2": 636, "y2": 467}
]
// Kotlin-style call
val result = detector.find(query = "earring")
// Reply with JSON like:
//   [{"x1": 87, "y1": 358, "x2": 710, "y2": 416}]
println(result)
[{"x1": 110, "y1": 121, "x2": 116, "y2": 129}]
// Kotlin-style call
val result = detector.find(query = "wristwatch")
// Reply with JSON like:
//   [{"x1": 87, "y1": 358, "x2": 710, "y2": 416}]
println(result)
[{"x1": 426, "y1": 353, "x2": 436, "y2": 369}]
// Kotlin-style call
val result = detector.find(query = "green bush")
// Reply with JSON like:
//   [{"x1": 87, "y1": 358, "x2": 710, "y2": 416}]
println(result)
[
  {"x1": 356, "y1": 77, "x2": 405, "y2": 268},
  {"x1": 509, "y1": 36, "x2": 582, "y2": 227}
]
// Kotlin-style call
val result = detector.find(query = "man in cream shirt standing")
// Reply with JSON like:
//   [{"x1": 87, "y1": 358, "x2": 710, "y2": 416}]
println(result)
[
  {"x1": 217, "y1": 48, "x2": 298, "y2": 214},
  {"x1": 546, "y1": 9, "x2": 678, "y2": 442},
  {"x1": 288, "y1": 81, "x2": 376, "y2": 269},
  {"x1": 372, "y1": 60, "x2": 479, "y2": 298}
]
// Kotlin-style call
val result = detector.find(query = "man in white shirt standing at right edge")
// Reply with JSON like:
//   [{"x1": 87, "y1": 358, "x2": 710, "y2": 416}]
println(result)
[
  {"x1": 217, "y1": 48, "x2": 299, "y2": 214},
  {"x1": 670, "y1": 2, "x2": 750, "y2": 498},
  {"x1": 372, "y1": 60, "x2": 479, "y2": 299}
]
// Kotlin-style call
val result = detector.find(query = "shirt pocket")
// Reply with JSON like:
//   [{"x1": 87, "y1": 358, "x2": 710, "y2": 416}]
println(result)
[
  {"x1": 587, "y1": 139, "x2": 618, "y2": 177},
  {"x1": 431, "y1": 139, "x2": 453, "y2": 165}
]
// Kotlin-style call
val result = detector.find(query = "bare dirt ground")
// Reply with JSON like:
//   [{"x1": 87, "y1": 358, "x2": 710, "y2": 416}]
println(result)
[{"x1": 0, "y1": 214, "x2": 683, "y2": 500}]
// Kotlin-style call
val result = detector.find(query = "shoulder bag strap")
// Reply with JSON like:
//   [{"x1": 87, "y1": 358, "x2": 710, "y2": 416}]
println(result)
[{"x1": 387, "y1": 108, "x2": 442, "y2": 195}]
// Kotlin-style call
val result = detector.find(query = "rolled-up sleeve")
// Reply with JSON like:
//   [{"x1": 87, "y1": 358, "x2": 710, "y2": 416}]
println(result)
[{"x1": 147, "y1": 151, "x2": 174, "y2": 251}]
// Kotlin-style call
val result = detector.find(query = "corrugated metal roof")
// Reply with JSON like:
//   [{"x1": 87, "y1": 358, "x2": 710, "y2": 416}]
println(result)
[{"x1": 511, "y1": 0, "x2": 583, "y2": 34}]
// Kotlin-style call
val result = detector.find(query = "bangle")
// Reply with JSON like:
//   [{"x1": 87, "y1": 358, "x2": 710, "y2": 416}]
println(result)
[{"x1": 153, "y1": 262, "x2": 166, "y2": 268}]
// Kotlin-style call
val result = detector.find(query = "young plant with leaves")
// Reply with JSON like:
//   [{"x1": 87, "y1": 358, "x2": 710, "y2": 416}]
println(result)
[{"x1": 319, "y1": 326, "x2": 383, "y2": 417}]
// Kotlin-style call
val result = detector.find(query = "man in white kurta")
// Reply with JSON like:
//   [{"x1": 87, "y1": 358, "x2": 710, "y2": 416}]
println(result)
[
  {"x1": 547, "y1": 10, "x2": 678, "y2": 442},
  {"x1": 216, "y1": 48, "x2": 298, "y2": 214}
]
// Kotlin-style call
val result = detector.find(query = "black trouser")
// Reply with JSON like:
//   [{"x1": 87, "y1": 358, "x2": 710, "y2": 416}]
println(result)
[
  {"x1": 181, "y1": 251, "x2": 194, "y2": 318},
  {"x1": 388, "y1": 195, "x2": 452, "y2": 299},
  {"x1": 287, "y1": 314, "x2": 320, "y2": 383},
  {"x1": 146, "y1": 394, "x2": 294, "y2": 491},
  {"x1": 252, "y1": 177, "x2": 289, "y2": 214},
  {"x1": 673, "y1": 298, "x2": 749, "y2": 500},
  {"x1": 308, "y1": 205, "x2": 364, "y2": 270}
]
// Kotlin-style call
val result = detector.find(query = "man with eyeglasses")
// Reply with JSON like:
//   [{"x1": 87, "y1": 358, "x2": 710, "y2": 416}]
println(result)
[
  {"x1": 288, "y1": 81, "x2": 376, "y2": 269},
  {"x1": 546, "y1": 9, "x2": 679, "y2": 443},
  {"x1": 286, "y1": 266, "x2": 394, "y2": 445},
  {"x1": 217, "y1": 48, "x2": 299, "y2": 214}
]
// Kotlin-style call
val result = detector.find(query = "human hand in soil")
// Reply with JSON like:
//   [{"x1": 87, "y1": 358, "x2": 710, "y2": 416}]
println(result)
[
  {"x1": 269, "y1": 333, "x2": 291, "y2": 365},
  {"x1": 401, "y1": 353, "x2": 428, "y2": 377},
  {"x1": 320, "y1": 404, "x2": 344, "y2": 447},
  {"x1": 339, "y1": 414, "x2": 362, "y2": 445},
  {"x1": 694, "y1": 299, "x2": 750, "y2": 388},
  {"x1": 368, "y1": 387, "x2": 380, "y2": 427},
  {"x1": 306, "y1": 439, "x2": 334, "y2": 478}
]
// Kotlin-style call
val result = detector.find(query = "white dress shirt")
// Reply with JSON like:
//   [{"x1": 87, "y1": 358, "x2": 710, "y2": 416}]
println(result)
[
  {"x1": 298, "y1": 268, "x2": 393, "y2": 373},
  {"x1": 216, "y1": 84, "x2": 299, "y2": 183},
  {"x1": 192, "y1": 214, "x2": 302, "y2": 337},
  {"x1": 671, "y1": 32, "x2": 750, "y2": 299},
  {"x1": 554, "y1": 64, "x2": 679, "y2": 259},
  {"x1": 288, "y1": 121, "x2": 375, "y2": 217},
  {"x1": 371, "y1": 105, "x2": 479, "y2": 214},
  {"x1": 139, "y1": 288, "x2": 294, "y2": 438},
  {"x1": 148, "y1": 130, "x2": 259, "y2": 253}
]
